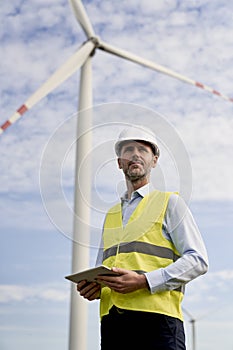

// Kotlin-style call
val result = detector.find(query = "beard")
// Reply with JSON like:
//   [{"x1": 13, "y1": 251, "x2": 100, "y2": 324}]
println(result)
[{"x1": 124, "y1": 163, "x2": 148, "y2": 182}]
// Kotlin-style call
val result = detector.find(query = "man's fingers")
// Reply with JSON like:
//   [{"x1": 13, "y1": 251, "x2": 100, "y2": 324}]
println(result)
[{"x1": 77, "y1": 280, "x2": 88, "y2": 291}]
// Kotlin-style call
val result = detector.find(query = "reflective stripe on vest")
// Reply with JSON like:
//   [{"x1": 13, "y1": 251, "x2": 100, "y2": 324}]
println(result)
[{"x1": 103, "y1": 241, "x2": 180, "y2": 262}]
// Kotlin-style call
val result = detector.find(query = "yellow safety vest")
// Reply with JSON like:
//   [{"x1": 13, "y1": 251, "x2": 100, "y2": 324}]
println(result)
[{"x1": 100, "y1": 190, "x2": 184, "y2": 321}]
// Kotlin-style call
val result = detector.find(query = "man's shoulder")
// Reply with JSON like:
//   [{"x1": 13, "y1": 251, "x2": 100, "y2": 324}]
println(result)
[
  {"x1": 106, "y1": 202, "x2": 121, "y2": 214},
  {"x1": 148, "y1": 189, "x2": 179, "y2": 199},
  {"x1": 166, "y1": 192, "x2": 189, "y2": 218}
]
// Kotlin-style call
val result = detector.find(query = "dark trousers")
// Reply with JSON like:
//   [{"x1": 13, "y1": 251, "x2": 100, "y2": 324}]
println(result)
[{"x1": 101, "y1": 306, "x2": 186, "y2": 350}]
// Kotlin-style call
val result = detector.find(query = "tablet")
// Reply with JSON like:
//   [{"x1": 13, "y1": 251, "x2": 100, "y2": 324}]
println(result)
[{"x1": 65, "y1": 265, "x2": 119, "y2": 284}]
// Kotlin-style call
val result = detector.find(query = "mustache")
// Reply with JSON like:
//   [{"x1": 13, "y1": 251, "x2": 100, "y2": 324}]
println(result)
[{"x1": 128, "y1": 159, "x2": 144, "y2": 166}]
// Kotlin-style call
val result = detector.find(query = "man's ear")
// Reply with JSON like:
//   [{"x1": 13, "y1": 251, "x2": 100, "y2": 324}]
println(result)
[
  {"x1": 117, "y1": 158, "x2": 122, "y2": 169},
  {"x1": 152, "y1": 155, "x2": 158, "y2": 168}
]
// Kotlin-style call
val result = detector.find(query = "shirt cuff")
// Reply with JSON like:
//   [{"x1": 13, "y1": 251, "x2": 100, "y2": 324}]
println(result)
[{"x1": 145, "y1": 269, "x2": 166, "y2": 294}]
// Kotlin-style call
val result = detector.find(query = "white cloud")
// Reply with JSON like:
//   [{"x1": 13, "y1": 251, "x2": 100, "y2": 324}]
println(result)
[
  {"x1": 183, "y1": 269, "x2": 233, "y2": 318},
  {"x1": 0, "y1": 284, "x2": 69, "y2": 304}
]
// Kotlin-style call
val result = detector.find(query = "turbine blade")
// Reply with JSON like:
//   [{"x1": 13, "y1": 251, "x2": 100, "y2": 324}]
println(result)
[
  {"x1": 182, "y1": 307, "x2": 195, "y2": 321},
  {"x1": 0, "y1": 40, "x2": 95, "y2": 135},
  {"x1": 99, "y1": 40, "x2": 233, "y2": 103},
  {"x1": 69, "y1": 0, "x2": 95, "y2": 38}
]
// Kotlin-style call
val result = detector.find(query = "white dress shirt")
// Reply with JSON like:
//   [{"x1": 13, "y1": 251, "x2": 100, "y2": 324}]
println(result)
[{"x1": 96, "y1": 184, "x2": 208, "y2": 294}]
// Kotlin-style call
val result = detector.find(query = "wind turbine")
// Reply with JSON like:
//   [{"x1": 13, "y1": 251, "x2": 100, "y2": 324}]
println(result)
[
  {"x1": 1, "y1": 1, "x2": 233, "y2": 137},
  {"x1": 183, "y1": 304, "x2": 227, "y2": 350},
  {"x1": 183, "y1": 308, "x2": 197, "y2": 350},
  {"x1": 1, "y1": 1, "x2": 233, "y2": 350}
]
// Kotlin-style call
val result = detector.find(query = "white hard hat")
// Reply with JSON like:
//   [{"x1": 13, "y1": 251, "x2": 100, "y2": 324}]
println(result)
[{"x1": 115, "y1": 125, "x2": 160, "y2": 157}]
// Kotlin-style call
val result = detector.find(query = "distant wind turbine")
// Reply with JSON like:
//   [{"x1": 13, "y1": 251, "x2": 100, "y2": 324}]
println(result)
[
  {"x1": 183, "y1": 305, "x2": 221, "y2": 350},
  {"x1": 1, "y1": 1, "x2": 233, "y2": 350},
  {"x1": 183, "y1": 308, "x2": 197, "y2": 350}
]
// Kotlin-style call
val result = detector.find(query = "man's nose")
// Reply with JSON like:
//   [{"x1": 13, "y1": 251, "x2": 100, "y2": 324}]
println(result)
[{"x1": 131, "y1": 147, "x2": 140, "y2": 157}]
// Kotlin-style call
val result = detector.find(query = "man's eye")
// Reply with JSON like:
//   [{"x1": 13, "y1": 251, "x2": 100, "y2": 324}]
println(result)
[{"x1": 124, "y1": 147, "x2": 133, "y2": 152}]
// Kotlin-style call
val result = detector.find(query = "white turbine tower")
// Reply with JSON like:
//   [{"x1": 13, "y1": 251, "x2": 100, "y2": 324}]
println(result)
[{"x1": 1, "y1": 1, "x2": 233, "y2": 350}]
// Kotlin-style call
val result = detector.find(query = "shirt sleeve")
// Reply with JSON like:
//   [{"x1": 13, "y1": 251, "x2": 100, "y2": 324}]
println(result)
[
  {"x1": 145, "y1": 194, "x2": 209, "y2": 294},
  {"x1": 96, "y1": 236, "x2": 104, "y2": 266}
]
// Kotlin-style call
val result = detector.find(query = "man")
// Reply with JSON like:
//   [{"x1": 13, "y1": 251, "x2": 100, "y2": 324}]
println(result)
[{"x1": 77, "y1": 125, "x2": 208, "y2": 350}]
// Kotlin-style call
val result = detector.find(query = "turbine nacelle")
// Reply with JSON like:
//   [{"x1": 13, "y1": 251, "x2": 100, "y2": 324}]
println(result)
[{"x1": 86, "y1": 36, "x2": 101, "y2": 56}]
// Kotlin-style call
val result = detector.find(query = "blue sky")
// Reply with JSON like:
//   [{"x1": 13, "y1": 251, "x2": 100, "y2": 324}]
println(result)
[{"x1": 1, "y1": 1, "x2": 233, "y2": 349}]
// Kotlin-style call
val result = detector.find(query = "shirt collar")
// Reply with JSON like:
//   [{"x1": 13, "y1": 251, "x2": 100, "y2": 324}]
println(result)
[{"x1": 121, "y1": 183, "x2": 151, "y2": 201}]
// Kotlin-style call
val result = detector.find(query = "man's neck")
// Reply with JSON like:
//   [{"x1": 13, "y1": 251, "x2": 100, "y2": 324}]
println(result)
[{"x1": 126, "y1": 177, "x2": 150, "y2": 199}]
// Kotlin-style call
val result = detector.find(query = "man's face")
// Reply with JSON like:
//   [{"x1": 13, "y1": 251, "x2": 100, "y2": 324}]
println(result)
[{"x1": 117, "y1": 141, "x2": 158, "y2": 182}]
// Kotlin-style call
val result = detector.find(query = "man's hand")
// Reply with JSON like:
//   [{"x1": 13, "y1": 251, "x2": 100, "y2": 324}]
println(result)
[
  {"x1": 76, "y1": 280, "x2": 101, "y2": 301},
  {"x1": 97, "y1": 267, "x2": 149, "y2": 294}
]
